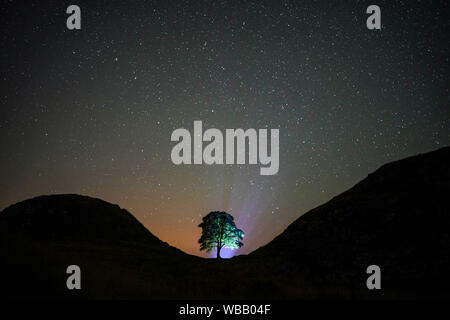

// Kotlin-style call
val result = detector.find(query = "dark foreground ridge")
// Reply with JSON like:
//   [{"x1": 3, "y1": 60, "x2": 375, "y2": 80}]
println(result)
[
  {"x1": 1, "y1": 146, "x2": 449, "y2": 299},
  {"x1": 250, "y1": 146, "x2": 450, "y2": 298},
  {"x1": 1, "y1": 194, "x2": 168, "y2": 244}
]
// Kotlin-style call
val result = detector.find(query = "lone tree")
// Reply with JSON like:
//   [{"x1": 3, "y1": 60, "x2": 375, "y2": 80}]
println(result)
[{"x1": 198, "y1": 211, "x2": 244, "y2": 259}]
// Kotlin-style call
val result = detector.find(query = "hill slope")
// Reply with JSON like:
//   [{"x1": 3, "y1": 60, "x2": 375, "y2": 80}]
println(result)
[
  {"x1": 0, "y1": 194, "x2": 193, "y2": 299},
  {"x1": 250, "y1": 146, "x2": 450, "y2": 297},
  {"x1": 1, "y1": 194, "x2": 167, "y2": 244}
]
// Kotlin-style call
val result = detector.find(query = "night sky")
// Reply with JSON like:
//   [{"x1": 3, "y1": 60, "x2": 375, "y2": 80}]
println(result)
[{"x1": 1, "y1": 1, "x2": 449, "y2": 257}]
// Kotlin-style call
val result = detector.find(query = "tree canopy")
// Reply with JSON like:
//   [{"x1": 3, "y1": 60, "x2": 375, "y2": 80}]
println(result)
[{"x1": 198, "y1": 211, "x2": 244, "y2": 258}]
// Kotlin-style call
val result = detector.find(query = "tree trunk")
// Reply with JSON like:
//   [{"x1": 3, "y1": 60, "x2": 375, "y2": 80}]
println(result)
[{"x1": 216, "y1": 246, "x2": 221, "y2": 259}]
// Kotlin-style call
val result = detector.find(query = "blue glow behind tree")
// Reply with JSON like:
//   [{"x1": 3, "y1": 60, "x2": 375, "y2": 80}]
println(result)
[{"x1": 198, "y1": 211, "x2": 244, "y2": 259}]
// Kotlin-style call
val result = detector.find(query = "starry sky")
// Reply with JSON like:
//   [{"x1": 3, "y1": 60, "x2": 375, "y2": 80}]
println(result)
[{"x1": 1, "y1": 0, "x2": 449, "y2": 257}]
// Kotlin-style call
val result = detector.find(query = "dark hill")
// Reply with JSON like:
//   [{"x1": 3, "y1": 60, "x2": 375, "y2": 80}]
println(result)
[
  {"x1": 250, "y1": 146, "x2": 450, "y2": 298},
  {"x1": 1, "y1": 194, "x2": 163, "y2": 244},
  {"x1": 0, "y1": 194, "x2": 193, "y2": 299}
]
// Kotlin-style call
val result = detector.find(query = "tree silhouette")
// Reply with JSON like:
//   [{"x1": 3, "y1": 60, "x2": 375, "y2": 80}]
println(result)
[{"x1": 198, "y1": 211, "x2": 244, "y2": 259}]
